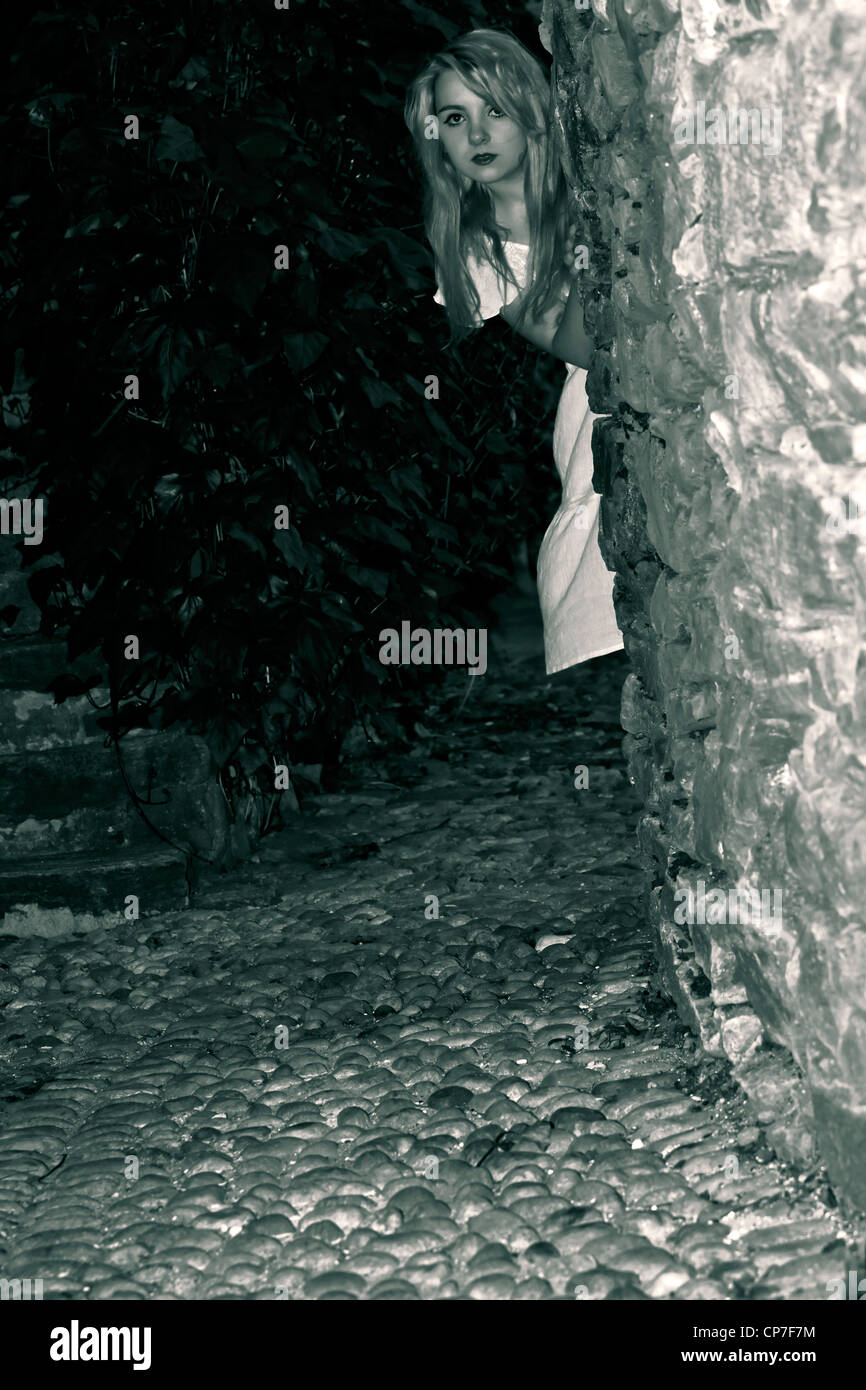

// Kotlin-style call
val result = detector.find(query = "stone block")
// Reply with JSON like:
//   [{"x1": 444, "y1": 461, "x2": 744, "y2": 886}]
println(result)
[
  {"x1": 718, "y1": 1008, "x2": 763, "y2": 1066},
  {"x1": 0, "y1": 847, "x2": 190, "y2": 922},
  {"x1": 0, "y1": 729, "x2": 228, "y2": 862}
]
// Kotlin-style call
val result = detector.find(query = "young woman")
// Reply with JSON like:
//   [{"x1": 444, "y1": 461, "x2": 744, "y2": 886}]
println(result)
[{"x1": 404, "y1": 27, "x2": 623, "y2": 674}]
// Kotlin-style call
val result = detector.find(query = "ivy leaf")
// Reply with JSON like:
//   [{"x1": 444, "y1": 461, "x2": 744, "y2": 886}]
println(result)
[
  {"x1": 236, "y1": 127, "x2": 289, "y2": 159},
  {"x1": 46, "y1": 671, "x2": 98, "y2": 703},
  {"x1": 319, "y1": 595, "x2": 363, "y2": 631},
  {"x1": 210, "y1": 237, "x2": 270, "y2": 316},
  {"x1": 291, "y1": 173, "x2": 340, "y2": 216},
  {"x1": 274, "y1": 526, "x2": 306, "y2": 572},
  {"x1": 311, "y1": 219, "x2": 370, "y2": 261},
  {"x1": 391, "y1": 462, "x2": 427, "y2": 501},
  {"x1": 286, "y1": 454, "x2": 319, "y2": 500},
  {"x1": 353, "y1": 515, "x2": 412, "y2": 553},
  {"x1": 205, "y1": 716, "x2": 246, "y2": 767},
  {"x1": 177, "y1": 56, "x2": 211, "y2": 85},
  {"x1": 431, "y1": 548, "x2": 463, "y2": 572},
  {"x1": 484, "y1": 428, "x2": 510, "y2": 455},
  {"x1": 156, "y1": 321, "x2": 197, "y2": 397},
  {"x1": 155, "y1": 115, "x2": 204, "y2": 162},
  {"x1": 427, "y1": 519, "x2": 459, "y2": 542},
  {"x1": 361, "y1": 377, "x2": 402, "y2": 409},
  {"x1": 189, "y1": 548, "x2": 207, "y2": 580},
  {"x1": 426, "y1": 407, "x2": 472, "y2": 457},
  {"x1": 199, "y1": 342, "x2": 239, "y2": 387},
  {"x1": 153, "y1": 474, "x2": 183, "y2": 508},
  {"x1": 284, "y1": 331, "x2": 329, "y2": 370},
  {"x1": 227, "y1": 522, "x2": 267, "y2": 557},
  {"x1": 346, "y1": 565, "x2": 388, "y2": 597},
  {"x1": 371, "y1": 227, "x2": 430, "y2": 289},
  {"x1": 397, "y1": 0, "x2": 459, "y2": 38}
]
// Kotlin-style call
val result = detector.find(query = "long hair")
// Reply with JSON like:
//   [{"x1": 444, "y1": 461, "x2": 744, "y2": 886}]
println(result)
[{"x1": 404, "y1": 28, "x2": 570, "y2": 343}]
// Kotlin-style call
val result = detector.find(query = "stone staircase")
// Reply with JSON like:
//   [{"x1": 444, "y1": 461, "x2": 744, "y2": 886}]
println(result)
[{"x1": 0, "y1": 532, "x2": 228, "y2": 936}]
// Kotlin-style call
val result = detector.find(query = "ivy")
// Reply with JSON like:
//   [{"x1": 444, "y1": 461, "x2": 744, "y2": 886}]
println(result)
[{"x1": 3, "y1": 0, "x2": 563, "y2": 861}]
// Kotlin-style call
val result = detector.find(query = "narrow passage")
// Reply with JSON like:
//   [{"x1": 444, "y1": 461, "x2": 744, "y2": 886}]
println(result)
[{"x1": 0, "y1": 596, "x2": 858, "y2": 1299}]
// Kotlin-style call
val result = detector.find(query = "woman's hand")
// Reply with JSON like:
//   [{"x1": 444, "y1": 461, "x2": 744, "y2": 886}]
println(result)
[{"x1": 563, "y1": 221, "x2": 585, "y2": 279}]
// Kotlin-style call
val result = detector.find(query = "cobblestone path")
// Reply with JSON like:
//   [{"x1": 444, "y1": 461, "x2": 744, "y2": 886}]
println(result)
[{"x1": 0, "y1": 599, "x2": 862, "y2": 1299}]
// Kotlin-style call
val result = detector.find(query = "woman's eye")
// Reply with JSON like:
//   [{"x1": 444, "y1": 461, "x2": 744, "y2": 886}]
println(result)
[{"x1": 443, "y1": 107, "x2": 505, "y2": 126}]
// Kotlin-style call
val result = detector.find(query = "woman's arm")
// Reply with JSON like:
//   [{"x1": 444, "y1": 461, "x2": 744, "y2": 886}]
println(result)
[
  {"x1": 499, "y1": 278, "x2": 593, "y2": 368},
  {"x1": 499, "y1": 284, "x2": 564, "y2": 356},
  {"x1": 550, "y1": 278, "x2": 594, "y2": 369}
]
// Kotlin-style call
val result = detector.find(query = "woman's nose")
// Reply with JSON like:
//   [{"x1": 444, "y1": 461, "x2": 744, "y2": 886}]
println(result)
[{"x1": 467, "y1": 125, "x2": 490, "y2": 146}]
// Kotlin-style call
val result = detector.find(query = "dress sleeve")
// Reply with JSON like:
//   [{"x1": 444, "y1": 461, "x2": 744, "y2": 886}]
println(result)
[{"x1": 433, "y1": 246, "x2": 528, "y2": 323}]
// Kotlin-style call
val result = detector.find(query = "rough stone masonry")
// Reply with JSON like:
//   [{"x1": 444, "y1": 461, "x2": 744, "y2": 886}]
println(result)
[{"x1": 542, "y1": 0, "x2": 866, "y2": 1207}]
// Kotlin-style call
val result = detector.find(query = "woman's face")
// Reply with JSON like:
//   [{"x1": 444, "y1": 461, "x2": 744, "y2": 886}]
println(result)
[{"x1": 433, "y1": 70, "x2": 527, "y2": 190}]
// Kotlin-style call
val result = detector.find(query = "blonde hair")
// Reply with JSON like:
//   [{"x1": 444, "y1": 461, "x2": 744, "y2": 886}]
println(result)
[{"x1": 404, "y1": 28, "x2": 569, "y2": 343}]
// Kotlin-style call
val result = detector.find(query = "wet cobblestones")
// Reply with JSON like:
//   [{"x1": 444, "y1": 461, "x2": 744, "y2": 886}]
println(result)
[{"x1": 0, "y1": 604, "x2": 863, "y2": 1299}]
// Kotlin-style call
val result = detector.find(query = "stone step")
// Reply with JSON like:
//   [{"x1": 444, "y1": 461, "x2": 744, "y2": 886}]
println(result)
[
  {"x1": 0, "y1": 635, "x2": 105, "y2": 692},
  {"x1": 0, "y1": 686, "x2": 111, "y2": 753},
  {"x1": 0, "y1": 845, "x2": 191, "y2": 922},
  {"x1": 0, "y1": 800, "x2": 160, "y2": 860},
  {"x1": 0, "y1": 728, "x2": 228, "y2": 861}
]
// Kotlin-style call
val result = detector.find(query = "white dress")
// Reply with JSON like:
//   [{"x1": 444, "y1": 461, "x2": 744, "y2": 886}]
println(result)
[{"x1": 434, "y1": 240, "x2": 624, "y2": 673}]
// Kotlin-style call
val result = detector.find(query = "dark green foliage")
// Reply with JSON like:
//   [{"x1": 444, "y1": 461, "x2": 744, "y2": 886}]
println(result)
[{"x1": 2, "y1": 0, "x2": 562, "y2": 848}]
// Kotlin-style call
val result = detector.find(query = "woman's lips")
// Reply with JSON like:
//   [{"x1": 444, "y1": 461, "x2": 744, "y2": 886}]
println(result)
[{"x1": 471, "y1": 153, "x2": 497, "y2": 164}]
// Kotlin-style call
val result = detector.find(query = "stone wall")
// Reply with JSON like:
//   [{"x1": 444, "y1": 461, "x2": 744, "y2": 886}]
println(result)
[{"x1": 542, "y1": 0, "x2": 866, "y2": 1208}]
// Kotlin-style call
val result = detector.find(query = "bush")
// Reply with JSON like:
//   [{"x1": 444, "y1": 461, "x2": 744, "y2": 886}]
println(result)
[{"x1": 2, "y1": 0, "x2": 562, "y2": 859}]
